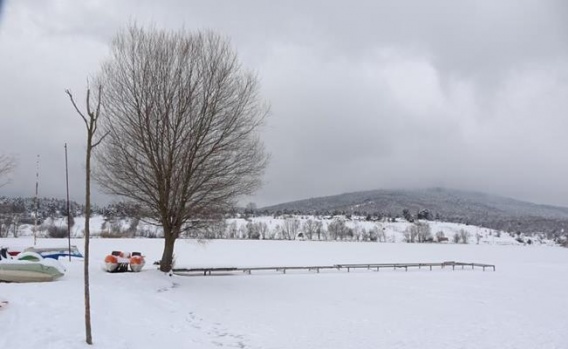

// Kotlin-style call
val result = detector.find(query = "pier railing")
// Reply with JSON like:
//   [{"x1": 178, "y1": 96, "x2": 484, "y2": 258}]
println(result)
[{"x1": 172, "y1": 261, "x2": 496, "y2": 276}]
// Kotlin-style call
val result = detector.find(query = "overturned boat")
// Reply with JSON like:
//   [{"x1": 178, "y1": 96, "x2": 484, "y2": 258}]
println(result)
[
  {"x1": 104, "y1": 251, "x2": 145, "y2": 273},
  {"x1": 23, "y1": 245, "x2": 83, "y2": 260},
  {"x1": 0, "y1": 249, "x2": 66, "y2": 283}
]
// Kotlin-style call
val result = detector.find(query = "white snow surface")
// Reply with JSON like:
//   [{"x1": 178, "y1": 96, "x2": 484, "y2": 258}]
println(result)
[{"x1": 1, "y1": 237, "x2": 567, "y2": 349}]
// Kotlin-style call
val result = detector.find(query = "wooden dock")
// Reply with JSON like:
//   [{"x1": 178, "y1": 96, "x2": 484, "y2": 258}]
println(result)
[{"x1": 172, "y1": 261, "x2": 496, "y2": 276}]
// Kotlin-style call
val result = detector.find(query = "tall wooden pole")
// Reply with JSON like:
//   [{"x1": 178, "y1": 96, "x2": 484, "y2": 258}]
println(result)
[
  {"x1": 66, "y1": 86, "x2": 106, "y2": 345},
  {"x1": 65, "y1": 143, "x2": 71, "y2": 261}
]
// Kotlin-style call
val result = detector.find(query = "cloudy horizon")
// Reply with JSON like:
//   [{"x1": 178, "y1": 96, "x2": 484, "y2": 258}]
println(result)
[{"x1": 1, "y1": 0, "x2": 567, "y2": 208}]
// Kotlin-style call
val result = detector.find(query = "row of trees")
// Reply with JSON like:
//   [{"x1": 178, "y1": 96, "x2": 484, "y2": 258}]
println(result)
[
  {"x1": 248, "y1": 207, "x2": 436, "y2": 222},
  {"x1": 148, "y1": 218, "x2": 390, "y2": 242},
  {"x1": 402, "y1": 223, "x2": 472, "y2": 244}
]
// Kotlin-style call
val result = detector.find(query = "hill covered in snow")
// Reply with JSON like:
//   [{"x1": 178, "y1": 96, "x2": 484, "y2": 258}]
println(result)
[{"x1": 260, "y1": 187, "x2": 568, "y2": 235}]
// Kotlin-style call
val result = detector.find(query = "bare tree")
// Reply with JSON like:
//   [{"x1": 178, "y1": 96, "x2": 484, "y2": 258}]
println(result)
[
  {"x1": 459, "y1": 229, "x2": 471, "y2": 244},
  {"x1": 403, "y1": 224, "x2": 418, "y2": 243},
  {"x1": 415, "y1": 222, "x2": 432, "y2": 243},
  {"x1": 404, "y1": 222, "x2": 431, "y2": 243},
  {"x1": 94, "y1": 25, "x2": 268, "y2": 272},
  {"x1": 282, "y1": 218, "x2": 301, "y2": 240},
  {"x1": 66, "y1": 85, "x2": 106, "y2": 345},
  {"x1": 370, "y1": 224, "x2": 387, "y2": 242},
  {"x1": 256, "y1": 221, "x2": 269, "y2": 240},
  {"x1": 328, "y1": 219, "x2": 348, "y2": 240},
  {"x1": 0, "y1": 154, "x2": 15, "y2": 187},
  {"x1": 302, "y1": 219, "x2": 319, "y2": 240},
  {"x1": 226, "y1": 221, "x2": 238, "y2": 239},
  {"x1": 315, "y1": 221, "x2": 326, "y2": 240},
  {"x1": 351, "y1": 222, "x2": 362, "y2": 241}
]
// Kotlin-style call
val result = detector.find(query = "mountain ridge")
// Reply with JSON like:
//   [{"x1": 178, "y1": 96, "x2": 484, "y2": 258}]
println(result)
[{"x1": 260, "y1": 187, "x2": 568, "y2": 235}]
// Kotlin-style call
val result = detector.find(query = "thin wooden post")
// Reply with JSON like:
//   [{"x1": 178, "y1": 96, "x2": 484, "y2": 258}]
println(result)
[{"x1": 65, "y1": 144, "x2": 71, "y2": 262}]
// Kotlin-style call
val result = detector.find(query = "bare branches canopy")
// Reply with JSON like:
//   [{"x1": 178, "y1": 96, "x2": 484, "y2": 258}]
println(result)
[
  {"x1": 0, "y1": 154, "x2": 16, "y2": 188},
  {"x1": 95, "y1": 25, "x2": 269, "y2": 271}
]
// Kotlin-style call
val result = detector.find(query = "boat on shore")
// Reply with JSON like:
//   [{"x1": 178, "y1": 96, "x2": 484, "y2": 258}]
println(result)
[
  {"x1": 23, "y1": 245, "x2": 83, "y2": 260},
  {"x1": 0, "y1": 248, "x2": 66, "y2": 283},
  {"x1": 104, "y1": 251, "x2": 145, "y2": 273}
]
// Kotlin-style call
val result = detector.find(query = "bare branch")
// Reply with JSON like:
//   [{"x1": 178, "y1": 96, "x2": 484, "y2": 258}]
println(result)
[
  {"x1": 65, "y1": 89, "x2": 89, "y2": 128},
  {"x1": 0, "y1": 154, "x2": 16, "y2": 188},
  {"x1": 92, "y1": 130, "x2": 110, "y2": 148}
]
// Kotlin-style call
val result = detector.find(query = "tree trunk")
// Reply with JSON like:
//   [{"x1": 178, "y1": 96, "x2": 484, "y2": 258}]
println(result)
[
  {"x1": 84, "y1": 135, "x2": 93, "y2": 345},
  {"x1": 159, "y1": 230, "x2": 177, "y2": 272}
]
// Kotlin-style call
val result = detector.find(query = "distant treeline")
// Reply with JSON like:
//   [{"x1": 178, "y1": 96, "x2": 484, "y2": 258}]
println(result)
[{"x1": 2, "y1": 193, "x2": 568, "y2": 240}]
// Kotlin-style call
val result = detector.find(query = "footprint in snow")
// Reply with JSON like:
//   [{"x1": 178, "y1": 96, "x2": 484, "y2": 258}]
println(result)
[{"x1": 186, "y1": 312, "x2": 250, "y2": 348}]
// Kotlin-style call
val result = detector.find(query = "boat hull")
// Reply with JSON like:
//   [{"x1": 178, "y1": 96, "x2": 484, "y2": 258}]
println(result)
[
  {"x1": 24, "y1": 246, "x2": 84, "y2": 260},
  {"x1": 104, "y1": 252, "x2": 145, "y2": 273},
  {"x1": 0, "y1": 260, "x2": 65, "y2": 283}
]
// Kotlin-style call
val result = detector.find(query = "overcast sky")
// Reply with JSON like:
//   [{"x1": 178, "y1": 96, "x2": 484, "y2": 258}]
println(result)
[{"x1": 0, "y1": 0, "x2": 567, "y2": 208}]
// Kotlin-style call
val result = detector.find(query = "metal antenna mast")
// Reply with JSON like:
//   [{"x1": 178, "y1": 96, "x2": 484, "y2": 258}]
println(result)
[{"x1": 33, "y1": 154, "x2": 40, "y2": 246}]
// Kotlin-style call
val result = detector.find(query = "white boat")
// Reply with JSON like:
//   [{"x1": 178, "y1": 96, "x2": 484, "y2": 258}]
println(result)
[
  {"x1": 0, "y1": 248, "x2": 65, "y2": 283},
  {"x1": 23, "y1": 246, "x2": 83, "y2": 260}
]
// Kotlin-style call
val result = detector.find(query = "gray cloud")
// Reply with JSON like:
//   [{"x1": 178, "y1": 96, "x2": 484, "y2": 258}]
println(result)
[{"x1": 0, "y1": 0, "x2": 567, "y2": 208}]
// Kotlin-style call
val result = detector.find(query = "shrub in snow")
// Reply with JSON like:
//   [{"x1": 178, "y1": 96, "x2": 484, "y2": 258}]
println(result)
[
  {"x1": 361, "y1": 228, "x2": 370, "y2": 241},
  {"x1": 476, "y1": 233, "x2": 482, "y2": 244},
  {"x1": 47, "y1": 224, "x2": 68, "y2": 238},
  {"x1": 459, "y1": 229, "x2": 470, "y2": 244},
  {"x1": 369, "y1": 227, "x2": 378, "y2": 242},
  {"x1": 371, "y1": 225, "x2": 387, "y2": 242},
  {"x1": 453, "y1": 233, "x2": 461, "y2": 244}
]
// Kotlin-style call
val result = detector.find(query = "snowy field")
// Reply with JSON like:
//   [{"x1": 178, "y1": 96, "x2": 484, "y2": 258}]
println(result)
[{"x1": 1, "y1": 237, "x2": 568, "y2": 349}]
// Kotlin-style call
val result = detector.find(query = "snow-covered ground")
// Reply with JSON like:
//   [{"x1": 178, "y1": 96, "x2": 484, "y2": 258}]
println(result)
[{"x1": 1, "y1": 237, "x2": 567, "y2": 349}]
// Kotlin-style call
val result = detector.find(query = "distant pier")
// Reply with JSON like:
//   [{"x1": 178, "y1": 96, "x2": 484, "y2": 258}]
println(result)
[{"x1": 172, "y1": 261, "x2": 496, "y2": 276}]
